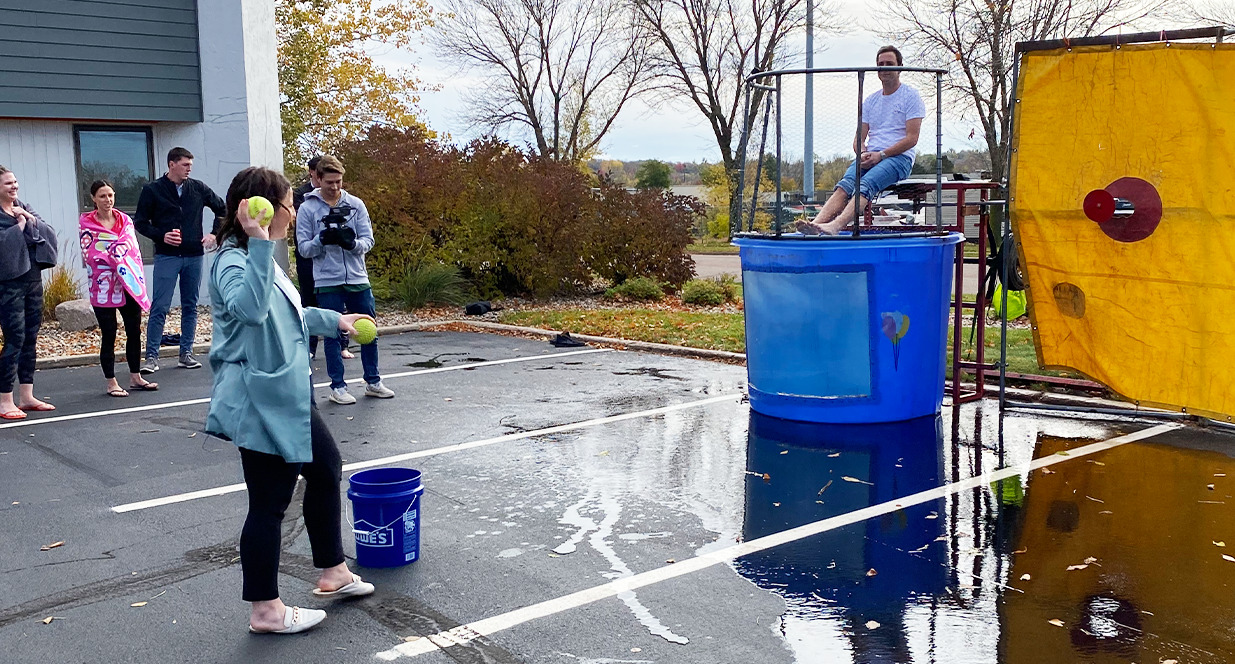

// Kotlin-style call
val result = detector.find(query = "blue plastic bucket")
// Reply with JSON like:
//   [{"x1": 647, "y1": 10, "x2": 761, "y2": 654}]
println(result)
[
  {"x1": 347, "y1": 467, "x2": 424, "y2": 568},
  {"x1": 734, "y1": 233, "x2": 963, "y2": 423}
]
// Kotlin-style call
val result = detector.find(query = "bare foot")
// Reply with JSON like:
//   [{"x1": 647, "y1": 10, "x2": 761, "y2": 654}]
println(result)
[
  {"x1": 316, "y1": 562, "x2": 357, "y2": 592},
  {"x1": 795, "y1": 220, "x2": 822, "y2": 235},
  {"x1": 341, "y1": 348, "x2": 356, "y2": 359},
  {"x1": 17, "y1": 399, "x2": 54, "y2": 411}
]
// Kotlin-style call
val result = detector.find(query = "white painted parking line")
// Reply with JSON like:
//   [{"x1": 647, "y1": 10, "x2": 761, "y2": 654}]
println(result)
[
  {"x1": 375, "y1": 422, "x2": 1180, "y2": 660},
  {"x1": 111, "y1": 392, "x2": 741, "y2": 513},
  {"x1": 0, "y1": 348, "x2": 612, "y2": 431}
]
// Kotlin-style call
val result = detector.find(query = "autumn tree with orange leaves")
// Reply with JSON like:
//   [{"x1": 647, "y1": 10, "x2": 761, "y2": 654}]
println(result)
[{"x1": 276, "y1": 0, "x2": 435, "y2": 173}]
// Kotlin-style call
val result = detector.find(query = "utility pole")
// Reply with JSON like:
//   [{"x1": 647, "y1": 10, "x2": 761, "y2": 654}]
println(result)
[{"x1": 803, "y1": 0, "x2": 815, "y2": 201}]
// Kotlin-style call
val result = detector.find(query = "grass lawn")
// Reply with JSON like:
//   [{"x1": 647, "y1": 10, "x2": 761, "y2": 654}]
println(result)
[
  {"x1": 687, "y1": 239, "x2": 739, "y2": 254},
  {"x1": 501, "y1": 307, "x2": 1056, "y2": 376}
]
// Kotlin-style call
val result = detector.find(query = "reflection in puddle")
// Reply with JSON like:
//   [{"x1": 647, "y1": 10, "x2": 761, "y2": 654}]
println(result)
[
  {"x1": 730, "y1": 408, "x2": 1235, "y2": 663},
  {"x1": 736, "y1": 412, "x2": 945, "y2": 662}
]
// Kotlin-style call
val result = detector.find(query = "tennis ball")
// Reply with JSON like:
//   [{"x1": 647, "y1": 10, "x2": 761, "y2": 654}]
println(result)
[
  {"x1": 352, "y1": 318, "x2": 378, "y2": 345},
  {"x1": 247, "y1": 196, "x2": 274, "y2": 227}
]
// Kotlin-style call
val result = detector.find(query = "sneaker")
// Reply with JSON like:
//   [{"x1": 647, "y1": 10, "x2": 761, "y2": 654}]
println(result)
[
  {"x1": 140, "y1": 357, "x2": 160, "y2": 374},
  {"x1": 178, "y1": 352, "x2": 202, "y2": 369},
  {"x1": 328, "y1": 387, "x2": 356, "y2": 405},
  {"x1": 364, "y1": 381, "x2": 395, "y2": 399}
]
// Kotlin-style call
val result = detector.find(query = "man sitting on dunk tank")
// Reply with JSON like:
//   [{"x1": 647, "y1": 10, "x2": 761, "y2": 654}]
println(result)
[{"x1": 797, "y1": 45, "x2": 926, "y2": 235}]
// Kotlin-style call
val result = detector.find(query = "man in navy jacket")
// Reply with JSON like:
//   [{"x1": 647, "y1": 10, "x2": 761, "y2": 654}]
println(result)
[{"x1": 133, "y1": 147, "x2": 226, "y2": 373}]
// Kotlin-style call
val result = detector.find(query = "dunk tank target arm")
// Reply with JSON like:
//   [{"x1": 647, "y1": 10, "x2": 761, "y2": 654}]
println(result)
[{"x1": 1002, "y1": 27, "x2": 1235, "y2": 425}]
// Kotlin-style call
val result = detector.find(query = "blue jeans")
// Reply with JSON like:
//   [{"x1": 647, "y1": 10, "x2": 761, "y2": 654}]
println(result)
[
  {"x1": 316, "y1": 288, "x2": 380, "y2": 389},
  {"x1": 145, "y1": 254, "x2": 203, "y2": 358},
  {"x1": 835, "y1": 153, "x2": 914, "y2": 201}
]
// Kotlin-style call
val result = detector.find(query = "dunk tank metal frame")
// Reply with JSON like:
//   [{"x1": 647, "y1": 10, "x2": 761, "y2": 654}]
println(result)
[
  {"x1": 734, "y1": 66, "x2": 1002, "y2": 407},
  {"x1": 996, "y1": 26, "x2": 1233, "y2": 432}
]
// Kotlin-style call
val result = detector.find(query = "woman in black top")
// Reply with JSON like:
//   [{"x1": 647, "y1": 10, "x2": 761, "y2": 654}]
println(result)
[{"x1": 0, "y1": 166, "x2": 59, "y2": 420}]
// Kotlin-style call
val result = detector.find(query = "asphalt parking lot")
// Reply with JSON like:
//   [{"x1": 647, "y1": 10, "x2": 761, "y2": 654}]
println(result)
[{"x1": 2, "y1": 329, "x2": 1232, "y2": 663}]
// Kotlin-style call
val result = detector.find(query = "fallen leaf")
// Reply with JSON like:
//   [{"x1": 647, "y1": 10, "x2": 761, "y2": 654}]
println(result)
[
  {"x1": 779, "y1": 450, "x2": 788, "y2": 455},
  {"x1": 817, "y1": 480, "x2": 833, "y2": 495},
  {"x1": 665, "y1": 559, "x2": 675, "y2": 564},
  {"x1": 404, "y1": 635, "x2": 422, "y2": 643},
  {"x1": 11, "y1": 502, "x2": 17, "y2": 505},
  {"x1": 1020, "y1": 574, "x2": 1031, "y2": 581},
  {"x1": 444, "y1": 398, "x2": 452, "y2": 401},
  {"x1": 1099, "y1": 510, "x2": 1113, "y2": 515},
  {"x1": 631, "y1": 647, "x2": 642, "y2": 653},
  {"x1": 1216, "y1": 473, "x2": 1227, "y2": 477},
  {"x1": 1087, "y1": 460, "x2": 1106, "y2": 466},
  {"x1": 347, "y1": 416, "x2": 354, "y2": 421},
  {"x1": 762, "y1": 473, "x2": 770, "y2": 482},
  {"x1": 42, "y1": 616, "x2": 54, "y2": 624},
  {"x1": 866, "y1": 568, "x2": 878, "y2": 577},
  {"x1": 140, "y1": 429, "x2": 159, "y2": 433},
  {"x1": 598, "y1": 451, "x2": 610, "y2": 456},
  {"x1": 1162, "y1": 659, "x2": 1179, "y2": 664},
  {"x1": 1215, "y1": 541, "x2": 1226, "y2": 547},
  {"x1": 1084, "y1": 557, "x2": 1098, "y2": 564},
  {"x1": 1041, "y1": 468, "x2": 1055, "y2": 475},
  {"x1": 925, "y1": 511, "x2": 938, "y2": 520},
  {"x1": 1056, "y1": 450, "x2": 1071, "y2": 456},
  {"x1": 188, "y1": 432, "x2": 197, "y2": 438},
  {"x1": 828, "y1": 452, "x2": 840, "y2": 458},
  {"x1": 842, "y1": 476, "x2": 874, "y2": 486},
  {"x1": 1048, "y1": 619, "x2": 1065, "y2": 627},
  {"x1": 131, "y1": 602, "x2": 147, "y2": 608},
  {"x1": 40, "y1": 541, "x2": 64, "y2": 551},
  {"x1": 1013, "y1": 547, "x2": 1028, "y2": 554},
  {"x1": 772, "y1": 502, "x2": 781, "y2": 507},
  {"x1": 1208, "y1": 484, "x2": 1216, "y2": 490},
  {"x1": 1223, "y1": 554, "x2": 1235, "y2": 563},
  {"x1": 865, "y1": 620, "x2": 880, "y2": 629},
  {"x1": 1085, "y1": 496, "x2": 1105, "y2": 503},
  {"x1": 1066, "y1": 564, "x2": 1089, "y2": 571},
  {"x1": 826, "y1": 562, "x2": 837, "y2": 569}
]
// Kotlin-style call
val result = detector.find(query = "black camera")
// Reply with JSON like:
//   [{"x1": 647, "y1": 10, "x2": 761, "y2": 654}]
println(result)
[
  {"x1": 321, "y1": 204, "x2": 354, "y2": 230},
  {"x1": 319, "y1": 204, "x2": 357, "y2": 249}
]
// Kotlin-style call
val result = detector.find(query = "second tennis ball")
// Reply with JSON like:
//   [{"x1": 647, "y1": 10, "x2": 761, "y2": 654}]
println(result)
[
  {"x1": 247, "y1": 196, "x2": 274, "y2": 227},
  {"x1": 352, "y1": 318, "x2": 378, "y2": 345}
]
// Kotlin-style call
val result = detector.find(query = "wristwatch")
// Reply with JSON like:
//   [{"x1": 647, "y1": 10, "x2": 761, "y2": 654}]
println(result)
[{"x1": 879, "y1": 151, "x2": 887, "y2": 160}]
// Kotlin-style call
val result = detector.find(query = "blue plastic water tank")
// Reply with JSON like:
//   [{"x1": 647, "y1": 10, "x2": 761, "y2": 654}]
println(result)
[{"x1": 735, "y1": 233, "x2": 964, "y2": 423}]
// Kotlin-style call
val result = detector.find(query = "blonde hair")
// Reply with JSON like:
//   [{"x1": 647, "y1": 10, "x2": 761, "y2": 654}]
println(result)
[{"x1": 315, "y1": 155, "x2": 346, "y2": 177}]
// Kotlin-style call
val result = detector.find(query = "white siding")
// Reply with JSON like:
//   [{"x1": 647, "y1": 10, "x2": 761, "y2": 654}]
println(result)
[{"x1": 0, "y1": 120, "x2": 82, "y2": 268}]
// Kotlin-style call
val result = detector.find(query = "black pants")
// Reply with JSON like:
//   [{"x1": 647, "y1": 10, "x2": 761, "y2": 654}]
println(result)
[
  {"x1": 294, "y1": 253, "x2": 319, "y2": 356},
  {"x1": 0, "y1": 279, "x2": 42, "y2": 393},
  {"x1": 238, "y1": 405, "x2": 345, "y2": 601},
  {"x1": 93, "y1": 294, "x2": 143, "y2": 379}
]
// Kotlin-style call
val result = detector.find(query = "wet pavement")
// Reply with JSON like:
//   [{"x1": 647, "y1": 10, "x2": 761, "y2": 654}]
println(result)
[{"x1": 1, "y1": 330, "x2": 1232, "y2": 663}]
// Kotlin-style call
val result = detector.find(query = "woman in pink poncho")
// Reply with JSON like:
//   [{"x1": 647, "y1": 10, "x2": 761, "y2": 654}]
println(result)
[{"x1": 79, "y1": 180, "x2": 158, "y2": 396}]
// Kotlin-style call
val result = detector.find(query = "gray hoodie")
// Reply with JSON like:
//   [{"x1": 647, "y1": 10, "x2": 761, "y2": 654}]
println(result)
[
  {"x1": 0, "y1": 200, "x2": 58, "y2": 282},
  {"x1": 295, "y1": 189, "x2": 375, "y2": 288}
]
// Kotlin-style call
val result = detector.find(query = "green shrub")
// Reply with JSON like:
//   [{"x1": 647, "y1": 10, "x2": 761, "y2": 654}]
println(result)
[
  {"x1": 43, "y1": 264, "x2": 83, "y2": 321},
  {"x1": 716, "y1": 274, "x2": 741, "y2": 302},
  {"x1": 397, "y1": 261, "x2": 471, "y2": 309},
  {"x1": 681, "y1": 279, "x2": 725, "y2": 305},
  {"x1": 604, "y1": 276, "x2": 664, "y2": 301}
]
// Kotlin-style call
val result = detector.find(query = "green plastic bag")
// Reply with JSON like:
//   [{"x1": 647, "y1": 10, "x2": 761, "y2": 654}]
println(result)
[{"x1": 992, "y1": 284, "x2": 1027, "y2": 320}]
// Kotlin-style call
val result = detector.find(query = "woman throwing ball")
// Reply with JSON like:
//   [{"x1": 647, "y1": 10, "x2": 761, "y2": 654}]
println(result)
[{"x1": 207, "y1": 167, "x2": 375, "y2": 634}]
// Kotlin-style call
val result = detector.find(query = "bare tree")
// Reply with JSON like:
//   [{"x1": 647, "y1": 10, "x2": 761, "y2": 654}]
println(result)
[
  {"x1": 633, "y1": 0, "x2": 822, "y2": 179},
  {"x1": 1190, "y1": 1, "x2": 1235, "y2": 26},
  {"x1": 435, "y1": 0, "x2": 654, "y2": 163},
  {"x1": 878, "y1": 0, "x2": 1165, "y2": 182}
]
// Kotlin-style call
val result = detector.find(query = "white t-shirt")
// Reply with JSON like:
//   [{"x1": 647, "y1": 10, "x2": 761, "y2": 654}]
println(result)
[{"x1": 862, "y1": 84, "x2": 926, "y2": 161}]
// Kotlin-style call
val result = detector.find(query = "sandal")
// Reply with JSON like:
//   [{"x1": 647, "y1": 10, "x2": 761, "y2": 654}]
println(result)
[
  {"x1": 129, "y1": 382, "x2": 159, "y2": 391},
  {"x1": 312, "y1": 574, "x2": 375, "y2": 599},
  {"x1": 248, "y1": 606, "x2": 326, "y2": 634},
  {"x1": 0, "y1": 409, "x2": 27, "y2": 420},
  {"x1": 18, "y1": 401, "x2": 55, "y2": 412},
  {"x1": 108, "y1": 387, "x2": 130, "y2": 398}
]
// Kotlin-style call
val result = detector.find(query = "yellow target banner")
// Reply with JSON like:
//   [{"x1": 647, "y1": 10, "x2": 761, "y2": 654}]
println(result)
[{"x1": 1010, "y1": 43, "x2": 1235, "y2": 421}]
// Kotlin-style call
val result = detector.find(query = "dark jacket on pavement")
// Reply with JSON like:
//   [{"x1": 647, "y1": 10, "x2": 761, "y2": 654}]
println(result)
[{"x1": 134, "y1": 175, "x2": 226, "y2": 257}]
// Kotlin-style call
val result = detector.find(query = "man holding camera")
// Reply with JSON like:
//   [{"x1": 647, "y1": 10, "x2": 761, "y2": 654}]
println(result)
[
  {"x1": 134, "y1": 147, "x2": 226, "y2": 373},
  {"x1": 296, "y1": 155, "x2": 394, "y2": 404}
]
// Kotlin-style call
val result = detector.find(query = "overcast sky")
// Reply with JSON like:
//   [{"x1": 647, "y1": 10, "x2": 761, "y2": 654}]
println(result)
[{"x1": 379, "y1": 1, "x2": 992, "y2": 163}]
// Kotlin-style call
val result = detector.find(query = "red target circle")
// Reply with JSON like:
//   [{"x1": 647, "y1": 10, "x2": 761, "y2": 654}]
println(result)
[{"x1": 1082, "y1": 177, "x2": 1162, "y2": 243}]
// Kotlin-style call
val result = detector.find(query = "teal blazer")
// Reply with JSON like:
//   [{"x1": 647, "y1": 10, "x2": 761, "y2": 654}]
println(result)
[{"x1": 205, "y1": 239, "x2": 341, "y2": 462}]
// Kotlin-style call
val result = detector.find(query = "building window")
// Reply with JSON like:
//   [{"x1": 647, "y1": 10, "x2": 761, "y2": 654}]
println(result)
[{"x1": 73, "y1": 126, "x2": 155, "y2": 258}]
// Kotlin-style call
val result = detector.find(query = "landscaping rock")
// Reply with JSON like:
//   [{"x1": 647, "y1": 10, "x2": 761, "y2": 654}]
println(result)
[{"x1": 55, "y1": 298, "x2": 97, "y2": 331}]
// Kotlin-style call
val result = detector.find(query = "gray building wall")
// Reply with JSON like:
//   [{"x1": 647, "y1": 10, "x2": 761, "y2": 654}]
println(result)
[{"x1": 0, "y1": 0, "x2": 202, "y2": 122}]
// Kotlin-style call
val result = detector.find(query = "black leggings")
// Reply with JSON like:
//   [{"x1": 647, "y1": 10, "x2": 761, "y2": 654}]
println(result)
[
  {"x1": 0, "y1": 278, "x2": 42, "y2": 393},
  {"x1": 238, "y1": 405, "x2": 345, "y2": 602},
  {"x1": 93, "y1": 295, "x2": 143, "y2": 379}
]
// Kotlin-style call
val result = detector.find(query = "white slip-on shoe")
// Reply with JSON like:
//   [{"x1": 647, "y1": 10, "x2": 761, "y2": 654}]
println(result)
[
  {"x1": 249, "y1": 606, "x2": 326, "y2": 634},
  {"x1": 312, "y1": 574, "x2": 375, "y2": 599}
]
